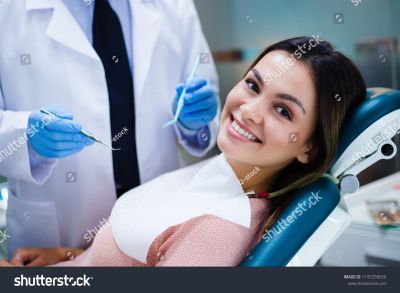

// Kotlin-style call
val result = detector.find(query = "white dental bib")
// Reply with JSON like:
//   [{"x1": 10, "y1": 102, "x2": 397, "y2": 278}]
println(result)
[{"x1": 111, "y1": 153, "x2": 251, "y2": 263}]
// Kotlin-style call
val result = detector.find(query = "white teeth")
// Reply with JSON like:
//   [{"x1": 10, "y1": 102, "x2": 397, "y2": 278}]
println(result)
[{"x1": 231, "y1": 119, "x2": 257, "y2": 141}]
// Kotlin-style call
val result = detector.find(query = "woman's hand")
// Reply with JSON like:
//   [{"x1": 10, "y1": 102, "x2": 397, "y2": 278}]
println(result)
[
  {"x1": 0, "y1": 259, "x2": 13, "y2": 266},
  {"x1": 9, "y1": 247, "x2": 85, "y2": 267}
]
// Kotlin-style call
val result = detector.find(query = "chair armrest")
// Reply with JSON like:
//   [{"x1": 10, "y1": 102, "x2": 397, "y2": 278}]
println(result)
[{"x1": 287, "y1": 206, "x2": 351, "y2": 266}]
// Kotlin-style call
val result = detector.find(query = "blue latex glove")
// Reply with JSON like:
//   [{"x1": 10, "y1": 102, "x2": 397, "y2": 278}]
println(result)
[
  {"x1": 172, "y1": 77, "x2": 218, "y2": 131},
  {"x1": 27, "y1": 106, "x2": 94, "y2": 158}
]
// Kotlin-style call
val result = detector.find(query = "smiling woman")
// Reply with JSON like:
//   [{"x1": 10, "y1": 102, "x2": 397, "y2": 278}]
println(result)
[
  {"x1": 218, "y1": 36, "x2": 366, "y2": 232},
  {"x1": 0, "y1": 37, "x2": 366, "y2": 267}
]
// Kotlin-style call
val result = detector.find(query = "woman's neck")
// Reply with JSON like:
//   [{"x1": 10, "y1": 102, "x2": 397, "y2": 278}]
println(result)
[{"x1": 224, "y1": 154, "x2": 280, "y2": 194}]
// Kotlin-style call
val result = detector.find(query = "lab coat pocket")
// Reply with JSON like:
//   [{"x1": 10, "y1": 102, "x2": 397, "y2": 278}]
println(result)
[{"x1": 6, "y1": 190, "x2": 61, "y2": 257}]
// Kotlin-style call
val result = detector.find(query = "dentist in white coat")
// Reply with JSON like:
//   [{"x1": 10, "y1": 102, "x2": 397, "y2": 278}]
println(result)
[{"x1": 0, "y1": 0, "x2": 219, "y2": 258}]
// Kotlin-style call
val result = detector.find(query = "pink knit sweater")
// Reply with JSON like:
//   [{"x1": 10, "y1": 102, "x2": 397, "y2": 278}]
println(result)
[{"x1": 54, "y1": 198, "x2": 270, "y2": 267}]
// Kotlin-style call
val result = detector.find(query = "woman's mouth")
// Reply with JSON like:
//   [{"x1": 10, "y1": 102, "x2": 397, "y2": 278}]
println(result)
[{"x1": 227, "y1": 115, "x2": 262, "y2": 143}]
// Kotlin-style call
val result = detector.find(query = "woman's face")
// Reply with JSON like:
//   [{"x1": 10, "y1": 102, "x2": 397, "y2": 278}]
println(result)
[{"x1": 217, "y1": 50, "x2": 318, "y2": 170}]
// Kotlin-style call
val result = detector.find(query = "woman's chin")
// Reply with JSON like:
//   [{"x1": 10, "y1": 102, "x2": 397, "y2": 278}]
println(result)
[{"x1": 217, "y1": 133, "x2": 244, "y2": 160}]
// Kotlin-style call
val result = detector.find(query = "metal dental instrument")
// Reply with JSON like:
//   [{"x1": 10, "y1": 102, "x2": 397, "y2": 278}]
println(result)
[
  {"x1": 40, "y1": 109, "x2": 121, "y2": 151},
  {"x1": 163, "y1": 55, "x2": 201, "y2": 128}
]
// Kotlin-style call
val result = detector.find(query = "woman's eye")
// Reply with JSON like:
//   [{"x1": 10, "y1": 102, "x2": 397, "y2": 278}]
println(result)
[
  {"x1": 245, "y1": 79, "x2": 260, "y2": 94},
  {"x1": 275, "y1": 105, "x2": 292, "y2": 120}
]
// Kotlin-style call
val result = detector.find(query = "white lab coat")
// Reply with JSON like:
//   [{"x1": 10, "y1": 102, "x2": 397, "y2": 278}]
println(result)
[{"x1": 0, "y1": 0, "x2": 219, "y2": 256}]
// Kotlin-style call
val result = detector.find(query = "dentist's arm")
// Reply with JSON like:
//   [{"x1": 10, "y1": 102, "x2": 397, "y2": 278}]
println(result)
[
  {"x1": 0, "y1": 85, "x2": 57, "y2": 184},
  {"x1": 172, "y1": 0, "x2": 220, "y2": 157},
  {"x1": 0, "y1": 97, "x2": 93, "y2": 184}
]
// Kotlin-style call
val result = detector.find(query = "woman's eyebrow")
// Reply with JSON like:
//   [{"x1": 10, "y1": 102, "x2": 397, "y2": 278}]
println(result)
[
  {"x1": 251, "y1": 68, "x2": 265, "y2": 88},
  {"x1": 276, "y1": 93, "x2": 306, "y2": 114}
]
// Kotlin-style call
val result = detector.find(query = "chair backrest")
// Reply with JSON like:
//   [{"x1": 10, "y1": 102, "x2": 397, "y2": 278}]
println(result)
[{"x1": 241, "y1": 88, "x2": 400, "y2": 267}]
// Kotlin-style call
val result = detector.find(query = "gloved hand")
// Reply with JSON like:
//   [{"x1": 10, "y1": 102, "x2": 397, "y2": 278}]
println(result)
[
  {"x1": 172, "y1": 77, "x2": 218, "y2": 131},
  {"x1": 27, "y1": 106, "x2": 94, "y2": 158}
]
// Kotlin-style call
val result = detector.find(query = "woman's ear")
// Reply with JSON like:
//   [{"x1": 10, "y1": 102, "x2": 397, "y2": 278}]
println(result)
[{"x1": 296, "y1": 142, "x2": 316, "y2": 164}]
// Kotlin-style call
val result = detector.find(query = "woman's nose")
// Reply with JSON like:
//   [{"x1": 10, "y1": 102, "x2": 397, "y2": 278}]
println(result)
[{"x1": 240, "y1": 101, "x2": 264, "y2": 125}]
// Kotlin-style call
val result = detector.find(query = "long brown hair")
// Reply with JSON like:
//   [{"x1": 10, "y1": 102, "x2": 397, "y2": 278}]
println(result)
[{"x1": 244, "y1": 37, "x2": 366, "y2": 231}]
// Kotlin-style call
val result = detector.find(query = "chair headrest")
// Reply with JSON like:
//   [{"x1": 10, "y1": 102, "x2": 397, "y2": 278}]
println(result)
[
  {"x1": 335, "y1": 88, "x2": 400, "y2": 161},
  {"x1": 331, "y1": 88, "x2": 400, "y2": 177}
]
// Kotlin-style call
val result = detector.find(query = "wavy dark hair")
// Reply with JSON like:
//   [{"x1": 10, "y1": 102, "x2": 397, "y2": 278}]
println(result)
[{"x1": 244, "y1": 37, "x2": 366, "y2": 231}]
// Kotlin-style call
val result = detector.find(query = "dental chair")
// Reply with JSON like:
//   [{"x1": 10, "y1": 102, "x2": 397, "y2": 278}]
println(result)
[{"x1": 241, "y1": 88, "x2": 400, "y2": 267}]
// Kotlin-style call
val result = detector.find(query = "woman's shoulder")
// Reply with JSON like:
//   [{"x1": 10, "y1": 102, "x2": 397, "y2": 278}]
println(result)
[
  {"x1": 150, "y1": 198, "x2": 270, "y2": 252},
  {"x1": 248, "y1": 197, "x2": 271, "y2": 228},
  {"x1": 147, "y1": 199, "x2": 271, "y2": 266}
]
